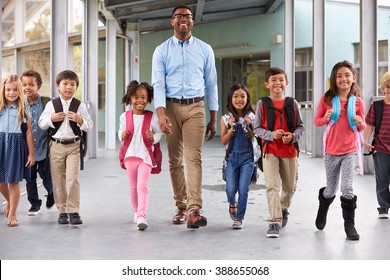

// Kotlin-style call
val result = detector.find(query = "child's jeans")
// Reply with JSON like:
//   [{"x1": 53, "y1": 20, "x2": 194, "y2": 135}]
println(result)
[
  {"x1": 373, "y1": 151, "x2": 390, "y2": 210},
  {"x1": 25, "y1": 159, "x2": 53, "y2": 208},
  {"x1": 225, "y1": 124, "x2": 253, "y2": 220},
  {"x1": 124, "y1": 157, "x2": 152, "y2": 219}
]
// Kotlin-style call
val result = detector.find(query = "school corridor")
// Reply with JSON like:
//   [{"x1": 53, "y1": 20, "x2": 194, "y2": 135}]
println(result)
[{"x1": 0, "y1": 138, "x2": 390, "y2": 260}]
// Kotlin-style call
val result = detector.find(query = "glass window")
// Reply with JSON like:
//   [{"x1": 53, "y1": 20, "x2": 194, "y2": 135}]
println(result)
[
  {"x1": 1, "y1": 55, "x2": 16, "y2": 77},
  {"x1": 378, "y1": 40, "x2": 388, "y2": 62},
  {"x1": 354, "y1": 40, "x2": 388, "y2": 95},
  {"x1": 24, "y1": 50, "x2": 51, "y2": 97},
  {"x1": 73, "y1": 45, "x2": 83, "y2": 100},
  {"x1": 222, "y1": 55, "x2": 270, "y2": 112},
  {"x1": 25, "y1": 3, "x2": 51, "y2": 42},
  {"x1": 295, "y1": 48, "x2": 313, "y2": 102},
  {"x1": 2, "y1": 9, "x2": 15, "y2": 47},
  {"x1": 69, "y1": 0, "x2": 83, "y2": 33}
]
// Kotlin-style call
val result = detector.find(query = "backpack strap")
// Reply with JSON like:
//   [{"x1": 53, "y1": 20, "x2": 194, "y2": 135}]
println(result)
[
  {"x1": 373, "y1": 100, "x2": 384, "y2": 139},
  {"x1": 142, "y1": 110, "x2": 157, "y2": 167},
  {"x1": 49, "y1": 97, "x2": 63, "y2": 136},
  {"x1": 283, "y1": 97, "x2": 295, "y2": 132},
  {"x1": 261, "y1": 96, "x2": 278, "y2": 131},
  {"x1": 68, "y1": 98, "x2": 82, "y2": 136},
  {"x1": 123, "y1": 110, "x2": 156, "y2": 167},
  {"x1": 330, "y1": 95, "x2": 341, "y2": 124},
  {"x1": 41, "y1": 96, "x2": 51, "y2": 109},
  {"x1": 124, "y1": 110, "x2": 134, "y2": 148},
  {"x1": 347, "y1": 95, "x2": 357, "y2": 129}
]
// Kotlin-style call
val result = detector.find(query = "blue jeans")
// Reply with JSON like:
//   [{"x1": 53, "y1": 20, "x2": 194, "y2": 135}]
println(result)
[
  {"x1": 25, "y1": 159, "x2": 53, "y2": 208},
  {"x1": 373, "y1": 151, "x2": 390, "y2": 210},
  {"x1": 225, "y1": 151, "x2": 253, "y2": 220}
]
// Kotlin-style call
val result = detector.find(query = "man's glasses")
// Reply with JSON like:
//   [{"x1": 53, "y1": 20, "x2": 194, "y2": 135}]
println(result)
[{"x1": 172, "y1": 14, "x2": 193, "y2": 20}]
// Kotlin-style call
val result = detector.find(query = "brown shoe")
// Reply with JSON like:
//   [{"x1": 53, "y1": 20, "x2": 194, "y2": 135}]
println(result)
[
  {"x1": 187, "y1": 211, "x2": 207, "y2": 229},
  {"x1": 172, "y1": 208, "x2": 187, "y2": 224}
]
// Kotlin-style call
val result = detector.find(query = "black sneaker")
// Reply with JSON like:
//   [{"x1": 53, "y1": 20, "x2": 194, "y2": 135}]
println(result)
[
  {"x1": 266, "y1": 223, "x2": 280, "y2": 238},
  {"x1": 58, "y1": 213, "x2": 69, "y2": 224},
  {"x1": 27, "y1": 206, "x2": 40, "y2": 216},
  {"x1": 378, "y1": 208, "x2": 389, "y2": 219},
  {"x1": 282, "y1": 209, "x2": 290, "y2": 227},
  {"x1": 69, "y1": 212, "x2": 83, "y2": 225},
  {"x1": 46, "y1": 194, "x2": 55, "y2": 208}
]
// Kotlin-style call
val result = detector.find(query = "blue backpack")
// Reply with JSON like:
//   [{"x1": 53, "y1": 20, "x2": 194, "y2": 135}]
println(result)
[{"x1": 323, "y1": 95, "x2": 364, "y2": 175}]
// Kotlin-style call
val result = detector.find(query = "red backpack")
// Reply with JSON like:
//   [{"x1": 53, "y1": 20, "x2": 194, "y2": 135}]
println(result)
[{"x1": 119, "y1": 110, "x2": 162, "y2": 174}]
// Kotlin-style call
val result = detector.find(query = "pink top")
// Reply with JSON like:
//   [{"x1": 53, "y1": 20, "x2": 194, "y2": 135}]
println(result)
[{"x1": 314, "y1": 95, "x2": 366, "y2": 155}]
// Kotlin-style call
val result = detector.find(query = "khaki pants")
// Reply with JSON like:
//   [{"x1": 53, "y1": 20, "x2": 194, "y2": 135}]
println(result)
[
  {"x1": 165, "y1": 101, "x2": 206, "y2": 214},
  {"x1": 263, "y1": 154, "x2": 297, "y2": 225},
  {"x1": 49, "y1": 141, "x2": 80, "y2": 214}
]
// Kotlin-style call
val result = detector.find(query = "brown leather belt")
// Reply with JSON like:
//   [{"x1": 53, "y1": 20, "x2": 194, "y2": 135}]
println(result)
[
  {"x1": 51, "y1": 137, "x2": 80, "y2": 145},
  {"x1": 166, "y1": 97, "x2": 204, "y2": 105}
]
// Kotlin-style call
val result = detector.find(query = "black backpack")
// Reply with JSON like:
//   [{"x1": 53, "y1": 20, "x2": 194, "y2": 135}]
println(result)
[
  {"x1": 48, "y1": 97, "x2": 88, "y2": 170},
  {"x1": 255, "y1": 96, "x2": 300, "y2": 172}
]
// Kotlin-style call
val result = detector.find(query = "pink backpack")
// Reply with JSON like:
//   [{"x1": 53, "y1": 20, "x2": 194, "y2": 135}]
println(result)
[{"x1": 119, "y1": 110, "x2": 162, "y2": 174}]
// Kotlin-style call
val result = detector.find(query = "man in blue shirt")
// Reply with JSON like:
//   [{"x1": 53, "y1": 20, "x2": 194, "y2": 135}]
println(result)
[
  {"x1": 152, "y1": 5, "x2": 218, "y2": 229},
  {"x1": 21, "y1": 70, "x2": 54, "y2": 215}
]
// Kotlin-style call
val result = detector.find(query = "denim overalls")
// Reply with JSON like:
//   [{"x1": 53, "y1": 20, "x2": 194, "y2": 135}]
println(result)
[{"x1": 225, "y1": 122, "x2": 254, "y2": 220}]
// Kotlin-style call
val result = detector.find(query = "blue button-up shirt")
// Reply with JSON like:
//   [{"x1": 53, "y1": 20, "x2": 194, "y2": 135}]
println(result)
[
  {"x1": 152, "y1": 35, "x2": 218, "y2": 111},
  {"x1": 26, "y1": 96, "x2": 48, "y2": 161}
]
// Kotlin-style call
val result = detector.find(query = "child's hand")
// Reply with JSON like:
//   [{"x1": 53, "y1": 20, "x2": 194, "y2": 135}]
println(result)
[
  {"x1": 244, "y1": 115, "x2": 252, "y2": 126},
  {"x1": 121, "y1": 131, "x2": 129, "y2": 141},
  {"x1": 273, "y1": 129, "x2": 285, "y2": 140},
  {"x1": 364, "y1": 142, "x2": 375, "y2": 154},
  {"x1": 68, "y1": 111, "x2": 82, "y2": 125},
  {"x1": 26, "y1": 155, "x2": 35, "y2": 168},
  {"x1": 324, "y1": 109, "x2": 334, "y2": 121},
  {"x1": 352, "y1": 115, "x2": 363, "y2": 126},
  {"x1": 282, "y1": 131, "x2": 293, "y2": 144},
  {"x1": 228, "y1": 117, "x2": 235, "y2": 127},
  {"x1": 51, "y1": 112, "x2": 65, "y2": 122},
  {"x1": 145, "y1": 130, "x2": 154, "y2": 142}
]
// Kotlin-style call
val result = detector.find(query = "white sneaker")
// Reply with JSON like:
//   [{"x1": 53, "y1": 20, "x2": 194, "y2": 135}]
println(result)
[
  {"x1": 137, "y1": 217, "x2": 148, "y2": 230},
  {"x1": 133, "y1": 212, "x2": 137, "y2": 224}
]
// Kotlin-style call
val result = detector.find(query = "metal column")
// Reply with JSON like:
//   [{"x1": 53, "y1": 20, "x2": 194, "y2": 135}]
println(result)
[
  {"x1": 50, "y1": 0, "x2": 68, "y2": 96},
  {"x1": 361, "y1": 0, "x2": 378, "y2": 174},
  {"x1": 105, "y1": 19, "x2": 118, "y2": 150},
  {"x1": 312, "y1": 0, "x2": 326, "y2": 157},
  {"x1": 82, "y1": 0, "x2": 99, "y2": 159},
  {"x1": 284, "y1": 0, "x2": 295, "y2": 97}
]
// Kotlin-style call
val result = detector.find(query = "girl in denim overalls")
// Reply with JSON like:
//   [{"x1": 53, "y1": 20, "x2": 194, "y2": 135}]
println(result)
[
  {"x1": 0, "y1": 75, "x2": 35, "y2": 227},
  {"x1": 220, "y1": 84, "x2": 255, "y2": 229}
]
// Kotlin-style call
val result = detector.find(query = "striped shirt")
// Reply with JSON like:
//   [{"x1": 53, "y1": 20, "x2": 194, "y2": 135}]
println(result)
[{"x1": 365, "y1": 100, "x2": 390, "y2": 154}]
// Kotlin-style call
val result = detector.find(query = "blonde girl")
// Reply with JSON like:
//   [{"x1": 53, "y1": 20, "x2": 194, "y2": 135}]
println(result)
[{"x1": 0, "y1": 75, "x2": 35, "y2": 226}]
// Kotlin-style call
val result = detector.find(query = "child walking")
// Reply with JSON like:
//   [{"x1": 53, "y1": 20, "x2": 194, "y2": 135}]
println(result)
[
  {"x1": 220, "y1": 84, "x2": 255, "y2": 230},
  {"x1": 39, "y1": 70, "x2": 93, "y2": 225},
  {"x1": 314, "y1": 60, "x2": 365, "y2": 240},
  {"x1": 253, "y1": 67, "x2": 304, "y2": 238},
  {"x1": 364, "y1": 71, "x2": 390, "y2": 219},
  {"x1": 21, "y1": 70, "x2": 55, "y2": 216},
  {"x1": 118, "y1": 80, "x2": 162, "y2": 230},
  {"x1": 0, "y1": 75, "x2": 35, "y2": 227}
]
